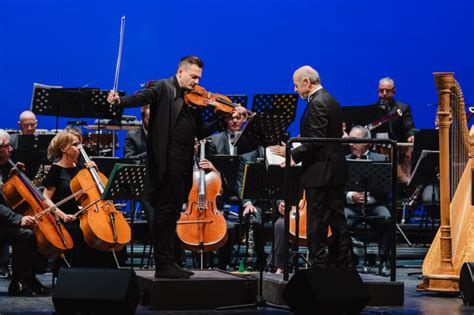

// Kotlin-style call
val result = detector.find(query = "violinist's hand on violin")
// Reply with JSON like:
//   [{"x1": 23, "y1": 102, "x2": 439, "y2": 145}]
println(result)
[
  {"x1": 243, "y1": 203, "x2": 257, "y2": 217},
  {"x1": 233, "y1": 104, "x2": 247, "y2": 117},
  {"x1": 21, "y1": 215, "x2": 36, "y2": 227},
  {"x1": 107, "y1": 91, "x2": 121, "y2": 105}
]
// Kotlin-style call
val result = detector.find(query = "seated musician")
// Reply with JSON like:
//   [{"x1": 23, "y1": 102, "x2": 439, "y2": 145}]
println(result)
[
  {"x1": 10, "y1": 111, "x2": 39, "y2": 149},
  {"x1": 206, "y1": 110, "x2": 265, "y2": 269},
  {"x1": 0, "y1": 129, "x2": 50, "y2": 296},
  {"x1": 42, "y1": 129, "x2": 116, "y2": 268},
  {"x1": 344, "y1": 125, "x2": 391, "y2": 276}
]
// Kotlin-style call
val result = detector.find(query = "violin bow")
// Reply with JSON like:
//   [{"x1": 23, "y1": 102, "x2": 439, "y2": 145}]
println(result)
[{"x1": 112, "y1": 15, "x2": 126, "y2": 93}]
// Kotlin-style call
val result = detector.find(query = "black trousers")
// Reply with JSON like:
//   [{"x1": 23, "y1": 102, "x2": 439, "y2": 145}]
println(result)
[
  {"x1": 306, "y1": 185, "x2": 352, "y2": 268},
  {"x1": 0, "y1": 222, "x2": 35, "y2": 280},
  {"x1": 151, "y1": 157, "x2": 193, "y2": 265}
]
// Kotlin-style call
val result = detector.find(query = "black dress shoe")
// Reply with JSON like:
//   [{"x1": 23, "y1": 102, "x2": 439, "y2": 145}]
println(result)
[
  {"x1": 25, "y1": 277, "x2": 52, "y2": 295},
  {"x1": 8, "y1": 280, "x2": 33, "y2": 297},
  {"x1": 379, "y1": 261, "x2": 390, "y2": 277},
  {"x1": 174, "y1": 263, "x2": 194, "y2": 276},
  {"x1": 155, "y1": 263, "x2": 190, "y2": 279}
]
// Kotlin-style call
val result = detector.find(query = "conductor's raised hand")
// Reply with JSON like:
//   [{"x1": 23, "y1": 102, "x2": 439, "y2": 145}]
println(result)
[{"x1": 107, "y1": 90, "x2": 121, "y2": 105}]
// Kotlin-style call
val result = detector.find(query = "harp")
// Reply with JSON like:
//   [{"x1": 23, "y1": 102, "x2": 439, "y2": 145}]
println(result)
[{"x1": 417, "y1": 72, "x2": 474, "y2": 292}]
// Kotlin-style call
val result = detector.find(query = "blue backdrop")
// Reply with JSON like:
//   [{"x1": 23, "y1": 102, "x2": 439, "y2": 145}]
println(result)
[{"x1": 1, "y1": 0, "x2": 473, "y2": 156}]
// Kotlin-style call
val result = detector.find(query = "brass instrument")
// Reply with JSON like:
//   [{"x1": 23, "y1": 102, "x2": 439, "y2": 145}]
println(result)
[{"x1": 417, "y1": 72, "x2": 474, "y2": 292}]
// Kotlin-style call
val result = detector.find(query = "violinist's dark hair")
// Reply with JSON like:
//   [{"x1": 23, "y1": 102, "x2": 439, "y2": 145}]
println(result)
[{"x1": 178, "y1": 55, "x2": 204, "y2": 69}]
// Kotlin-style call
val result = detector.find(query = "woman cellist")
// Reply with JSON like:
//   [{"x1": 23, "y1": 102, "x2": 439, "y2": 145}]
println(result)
[{"x1": 42, "y1": 129, "x2": 116, "y2": 268}]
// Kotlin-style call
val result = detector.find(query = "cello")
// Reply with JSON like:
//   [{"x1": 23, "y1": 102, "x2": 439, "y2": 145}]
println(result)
[
  {"x1": 176, "y1": 140, "x2": 227, "y2": 252},
  {"x1": 69, "y1": 146, "x2": 131, "y2": 252},
  {"x1": 2, "y1": 160, "x2": 74, "y2": 258},
  {"x1": 289, "y1": 191, "x2": 332, "y2": 246}
]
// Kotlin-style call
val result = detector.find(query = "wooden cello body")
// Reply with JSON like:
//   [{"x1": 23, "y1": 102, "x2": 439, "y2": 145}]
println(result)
[
  {"x1": 2, "y1": 160, "x2": 73, "y2": 258},
  {"x1": 70, "y1": 147, "x2": 131, "y2": 252},
  {"x1": 176, "y1": 141, "x2": 227, "y2": 252},
  {"x1": 417, "y1": 72, "x2": 474, "y2": 292}
]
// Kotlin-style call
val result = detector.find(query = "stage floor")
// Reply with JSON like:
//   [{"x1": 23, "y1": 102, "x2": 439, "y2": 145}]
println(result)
[{"x1": 0, "y1": 266, "x2": 471, "y2": 314}]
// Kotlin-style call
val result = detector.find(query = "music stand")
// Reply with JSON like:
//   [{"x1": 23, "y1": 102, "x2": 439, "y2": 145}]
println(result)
[
  {"x1": 91, "y1": 157, "x2": 136, "y2": 178},
  {"x1": 30, "y1": 83, "x2": 125, "y2": 153},
  {"x1": 102, "y1": 163, "x2": 146, "y2": 270},
  {"x1": 11, "y1": 134, "x2": 55, "y2": 180},
  {"x1": 206, "y1": 155, "x2": 242, "y2": 204},
  {"x1": 346, "y1": 160, "x2": 400, "y2": 268},
  {"x1": 251, "y1": 94, "x2": 298, "y2": 121},
  {"x1": 219, "y1": 110, "x2": 294, "y2": 311},
  {"x1": 342, "y1": 105, "x2": 388, "y2": 137},
  {"x1": 411, "y1": 129, "x2": 439, "y2": 171}
]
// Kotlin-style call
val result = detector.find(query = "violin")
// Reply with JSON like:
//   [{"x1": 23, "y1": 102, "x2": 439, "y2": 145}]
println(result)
[
  {"x1": 69, "y1": 146, "x2": 131, "y2": 252},
  {"x1": 184, "y1": 85, "x2": 253, "y2": 116},
  {"x1": 289, "y1": 191, "x2": 332, "y2": 246},
  {"x1": 176, "y1": 140, "x2": 227, "y2": 252},
  {"x1": 2, "y1": 160, "x2": 74, "y2": 258}
]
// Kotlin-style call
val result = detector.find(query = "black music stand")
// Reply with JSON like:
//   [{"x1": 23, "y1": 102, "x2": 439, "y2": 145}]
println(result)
[
  {"x1": 11, "y1": 134, "x2": 55, "y2": 180},
  {"x1": 346, "y1": 160, "x2": 396, "y2": 269},
  {"x1": 251, "y1": 94, "x2": 299, "y2": 121},
  {"x1": 205, "y1": 155, "x2": 242, "y2": 205},
  {"x1": 102, "y1": 164, "x2": 146, "y2": 270},
  {"x1": 30, "y1": 83, "x2": 125, "y2": 153},
  {"x1": 219, "y1": 111, "x2": 295, "y2": 311},
  {"x1": 408, "y1": 151, "x2": 440, "y2": 238},
  {"x1": 342, "y1": 105, "x2": 388, "y2": 136},
  {"x1": 91, "y1": 157, "x2": 136, "y2": 178},
  {"x1": 411, "y1": 129, "x2": 439, "y2": 171}
]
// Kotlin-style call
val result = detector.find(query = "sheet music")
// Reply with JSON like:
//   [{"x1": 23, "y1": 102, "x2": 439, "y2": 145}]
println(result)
[{"x1": 265, "y1": 142, "x2": 301, "y2": 168}]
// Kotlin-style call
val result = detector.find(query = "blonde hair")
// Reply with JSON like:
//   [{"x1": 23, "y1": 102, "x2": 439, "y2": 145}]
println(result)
[{"x1": 47, "y1": 129, "x2": 82, "y2": 160}]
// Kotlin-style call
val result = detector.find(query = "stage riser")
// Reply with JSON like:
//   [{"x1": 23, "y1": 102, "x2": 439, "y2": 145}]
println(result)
[
  {"x1": 136, "y1": 270, "x2": 257, "y2": 310},
  {"x1": 263, "y1": 274, "x2": 404, "y2": 307}
]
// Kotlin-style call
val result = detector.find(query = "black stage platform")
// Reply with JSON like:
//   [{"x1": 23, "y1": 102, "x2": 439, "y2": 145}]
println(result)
[
  {"x1": 136, "y1": 270, "x2": 258, "y2": 310},
  {"x1": 135, "y1": 269, "x2": 403, "y2": 311}
]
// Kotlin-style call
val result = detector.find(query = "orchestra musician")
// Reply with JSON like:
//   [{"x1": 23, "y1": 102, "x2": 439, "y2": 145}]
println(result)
[
  {"x1": 107, "y1": 56, "x2": 247, "y2": 279},
  {"x1": 42, "y1": 129, "x2": 116, "y2": 267},
  {"x1": 206, "y1": 110, "x2": 265, "y2": 269},
  {"x1": 344, "y1": 125, "x2": 391, "y2": 276},
  {"x1": 10, "y1": 111, "x2": 39, "y2": 149},
  {"x1": 271, "y1": 66, "x2": 352, "y2": 269},
  {"x1": 0, "y1": 129, "x2": 50, "y2": 296}
]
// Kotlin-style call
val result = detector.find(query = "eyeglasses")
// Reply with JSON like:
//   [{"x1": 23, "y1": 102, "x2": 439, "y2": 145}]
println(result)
[
  {"x1": 0, "y1": 143, "x2": 11, "y2": 148},
  {"x1": 378, "y1": 88, "x2": 394, "y2": 93}
]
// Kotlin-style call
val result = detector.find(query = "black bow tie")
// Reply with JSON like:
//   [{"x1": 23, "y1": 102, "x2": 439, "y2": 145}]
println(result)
[{"x1": 351, "y1": 154, "x2": 367, "y2": 160}]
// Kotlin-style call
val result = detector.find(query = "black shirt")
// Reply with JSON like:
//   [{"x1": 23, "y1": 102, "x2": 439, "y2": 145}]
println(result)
[
  {"x1": 42, "y1": 164, "x2": 81, "y2": 215},
  {"x1": 169, "y1": 104, "x2": 197, "y2": 161}
]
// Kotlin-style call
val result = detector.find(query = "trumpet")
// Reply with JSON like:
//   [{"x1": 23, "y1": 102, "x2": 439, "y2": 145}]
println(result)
[{"x1": 365, "y1": 108, "x2": 403, "y2": 132}]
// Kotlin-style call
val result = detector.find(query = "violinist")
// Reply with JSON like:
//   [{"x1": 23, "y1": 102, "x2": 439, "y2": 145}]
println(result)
[
  {"x1": 42, "y1": 129, "x2": 115, "y2": 268},
  {"x1": 0, "y1": 129, "x2": 50, "y2": 296},
  {"x1": 107, "y1": 55, "x2": 247, "y2": 279}
]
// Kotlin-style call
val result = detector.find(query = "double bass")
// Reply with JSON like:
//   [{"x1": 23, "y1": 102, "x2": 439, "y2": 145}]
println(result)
[
  {"x1": 2, "y1": 160, "x2": 74, "y2": 258},
  {"x1": 70, "y1": 146, "x2": 131, "y2": 252},
  {"x1": 176, "y1": 140, "x2": 227, "y2": 252}
]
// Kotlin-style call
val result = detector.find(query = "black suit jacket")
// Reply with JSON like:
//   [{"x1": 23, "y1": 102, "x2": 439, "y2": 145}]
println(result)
[
  {"x1": 119, "y1": 76, "x2": 218, "y2": 200},
  {"x1": 207, "y1": 131, "x2": 259, "y2": 206},
  {"x1": 373, "y1": 99, "x2": 415, "y2": 142},
  {"x1": 124, "y1": 126, "x2": 147, "y2": 163},
  {"x1": 291, "y1": 88, "x2": 347, "y2": 188}
]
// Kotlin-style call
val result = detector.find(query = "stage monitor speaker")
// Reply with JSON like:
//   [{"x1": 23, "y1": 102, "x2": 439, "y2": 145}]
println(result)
[
  {"x1": 460, "y1": 262, "x2": 474, "y2": 305},
  {"x1": 53, "y1": 268, "x2": 140, "y2": 315},
  {"x1": 282, "y1": 268, "x2": 369, "y2": 315}
]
